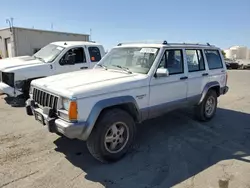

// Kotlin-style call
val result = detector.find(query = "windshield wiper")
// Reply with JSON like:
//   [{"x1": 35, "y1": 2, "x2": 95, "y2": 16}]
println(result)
[
  {"x1": 112, "y1": 65, "x2": 132, "y2": 74},
  {"x1": 33, "y1": 56, "x2": 45, "y2": 63},
  {"x1": 96, "y1": 64, "x2": 107, "y2": 70}
]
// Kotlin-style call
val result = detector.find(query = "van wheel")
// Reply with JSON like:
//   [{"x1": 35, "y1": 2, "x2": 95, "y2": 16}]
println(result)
[
  {"x1": 11, "y1": 96, "x2": 26, "y2": 107},
  {"x1": 195, "y1": 89, "x2": 218, "y2": 121},
  {"x1": 87, "y1": 108, "x2": 136, "y2": 163}
]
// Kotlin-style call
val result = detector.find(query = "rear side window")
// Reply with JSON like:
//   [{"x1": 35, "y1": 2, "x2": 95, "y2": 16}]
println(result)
[
  {"x1": 205, "y1": 50, "x2": 223, "y2": 69},
  {"x1": 186, "y1": 49, "x2": 205, "y2": 72},
  {"x1": 88, "y1": 47, "x2": 101, "y2": 62}
]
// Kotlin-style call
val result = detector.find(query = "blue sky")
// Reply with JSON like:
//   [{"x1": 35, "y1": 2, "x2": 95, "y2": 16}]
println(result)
[{"x1": 0, "y1": 0, "x2": 249, "y2": 50}]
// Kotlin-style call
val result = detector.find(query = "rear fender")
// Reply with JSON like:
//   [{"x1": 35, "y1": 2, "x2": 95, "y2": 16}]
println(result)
[{"x1": 198, "y1": 81, "x2": 220, "y2": 105}]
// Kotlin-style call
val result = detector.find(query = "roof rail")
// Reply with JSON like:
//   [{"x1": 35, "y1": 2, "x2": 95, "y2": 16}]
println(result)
[
  {"x1": 164, "y1": 42, "x2": 214, "y2": 46},
  {"x1": 117, "y1": 40, "x2": 166, "y2": 46},
  {"x1": 117, "y1": 40, "x2": 214, "y2": 47}
]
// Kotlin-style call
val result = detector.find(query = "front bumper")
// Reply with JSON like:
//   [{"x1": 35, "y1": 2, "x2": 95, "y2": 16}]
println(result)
[
  {"x1": 220, "y1": 86, "x2": 229, "y2": 95},
  {"x1": 26, "y1": 99, "x2": 89, "y2": 141},
  {"x1": 0, "y1": 82, "x2": 22, "y2": 97}
]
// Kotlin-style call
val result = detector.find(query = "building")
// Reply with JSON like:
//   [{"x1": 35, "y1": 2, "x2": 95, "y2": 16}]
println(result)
[
  {"x1": 0, "y1": 27, "x2": 89, "y2": 58},
  {"x1": 224, "y1": 45, "x2": 250, "y2": 60}
]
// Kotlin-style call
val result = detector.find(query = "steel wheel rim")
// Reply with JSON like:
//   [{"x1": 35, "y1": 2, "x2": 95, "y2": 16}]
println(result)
[
  {"x1": 205, "y1": 96, "x2": 215, "y2": 116},
  {"x1": 104, "y1": 122, "x2": 129, "y2": 154}
]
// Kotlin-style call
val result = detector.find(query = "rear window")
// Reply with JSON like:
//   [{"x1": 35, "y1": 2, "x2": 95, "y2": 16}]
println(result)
[
  {"x1": 88, "y1": 47, "x2": 101, "y2": 62},
  {"x1": 204, "y1": 50, "x2": 223, "y2": 69}
]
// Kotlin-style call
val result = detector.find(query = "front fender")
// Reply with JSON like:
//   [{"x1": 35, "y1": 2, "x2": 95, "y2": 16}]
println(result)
[{"x1": 79, "y1": 96, "x2": 139, "y2": 140}]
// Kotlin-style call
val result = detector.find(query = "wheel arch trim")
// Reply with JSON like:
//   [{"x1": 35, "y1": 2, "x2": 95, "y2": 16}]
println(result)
[
  {"x1": 80, "y1": 96, "x2": 139, "y2": 140},
  {"x1": 198, "y1": 81, "x2": 220, "y2": 105}
]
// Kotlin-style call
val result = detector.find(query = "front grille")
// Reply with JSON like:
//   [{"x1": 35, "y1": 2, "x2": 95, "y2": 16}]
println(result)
[{"x1": 33, "y1": 88, "x2": 59, "y2": 111}]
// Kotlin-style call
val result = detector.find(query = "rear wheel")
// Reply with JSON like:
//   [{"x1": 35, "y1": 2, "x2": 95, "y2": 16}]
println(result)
[
  {"x1": 87, "y1": 108, "x2": 136, "y2": 163},
  {"x1": 195, "y1": 89, "x2": 218, "y2": 121}
]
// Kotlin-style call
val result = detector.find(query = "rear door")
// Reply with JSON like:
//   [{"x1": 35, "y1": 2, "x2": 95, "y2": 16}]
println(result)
[
  {"x1": 204, "y1": 49, "x2": 227, "y2": 88},
  {"x1": 185, "y1": 49, "x2": 209, "y2": 101}
]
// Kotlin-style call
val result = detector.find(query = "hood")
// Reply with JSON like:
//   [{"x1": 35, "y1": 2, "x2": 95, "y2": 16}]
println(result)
[
  {"x1": 0, "y1": 56, "x2": 53, "y2": 80},
  {"x1": 32, "y1": 69, "x2": 149, "y2": 98},
  {"x1": 0, "y1": 56, "x2": 44, "y2": 72}
]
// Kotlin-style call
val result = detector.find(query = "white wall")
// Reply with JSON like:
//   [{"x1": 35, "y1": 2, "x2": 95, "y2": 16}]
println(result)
[
  {"x1": 224, "y1": 46, "x2": 250, "y2": 60},
  {"x1": 248, "y1": 49, "x2": 250, "y2": 60},
  {"x1": 14, "y1": 27, "x2": 89, "y2": 56},
  {"x1": 0, "y1": 28, "x2": 15, "y2": 58}
]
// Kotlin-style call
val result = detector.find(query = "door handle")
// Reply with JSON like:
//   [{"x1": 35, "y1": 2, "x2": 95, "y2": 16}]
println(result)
[
  {"x1": 202, "y1": 73, "x2": 209, "y2": 76},
  {"x1": 80, "y1": 67, "x2": 88, "y2": 69},
  {"x1": 180, "y1": 76, "x2": 188, "y2": 80}
]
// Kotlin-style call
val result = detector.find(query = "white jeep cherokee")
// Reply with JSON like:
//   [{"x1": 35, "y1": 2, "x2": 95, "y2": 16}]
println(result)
[{"x1": 26, "y1": 41, "x2": 229, "y2": 163}]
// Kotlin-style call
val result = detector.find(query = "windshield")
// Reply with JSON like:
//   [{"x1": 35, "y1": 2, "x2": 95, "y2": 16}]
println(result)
[
  {"x1": 33, "y1": 44, "x2": 65, "y2": 63},
  {"x1": 97, "y1": 47, "x2": 160, "y2": 74}
]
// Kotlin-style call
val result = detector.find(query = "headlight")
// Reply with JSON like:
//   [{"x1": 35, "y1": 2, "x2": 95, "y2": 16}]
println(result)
[
  {"x1": 59, "y1": 98, "x2": 78, "y2": 122},
  {"x1": 15, "y1": 80, "x2": 25, "y2": 89},
  {"x1": 62, "y1": 98, "x2": 70, "y2": 111}
]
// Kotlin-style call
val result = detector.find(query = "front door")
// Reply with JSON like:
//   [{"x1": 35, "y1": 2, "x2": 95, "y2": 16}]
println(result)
[
  {"x1": 55, "y1": 46, "x2": 89, "y2": 74},
  {"x1": 149, "y1": 49, "x2": 188, "y2": 118}
]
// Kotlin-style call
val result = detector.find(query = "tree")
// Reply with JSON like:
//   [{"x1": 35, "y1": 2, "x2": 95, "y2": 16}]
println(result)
[{"x1": 221, "y1": 50, "x2": 226, "y2": 58}]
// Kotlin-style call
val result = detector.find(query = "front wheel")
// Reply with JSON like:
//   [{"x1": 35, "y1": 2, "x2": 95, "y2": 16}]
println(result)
[
  {"x1": 86, "y1": 108, "x2": 136, "y2": 163},
  {"x1": 195, "y1": 89, "x2": 218, "y2": 121}
]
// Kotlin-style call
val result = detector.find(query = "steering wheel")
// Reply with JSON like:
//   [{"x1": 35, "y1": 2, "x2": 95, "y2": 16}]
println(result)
[{"x1": 138, "y1": 57, "x2": 149, "y2": 68}]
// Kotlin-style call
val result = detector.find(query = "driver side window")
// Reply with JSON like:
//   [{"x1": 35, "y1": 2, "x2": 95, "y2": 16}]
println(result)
[
  {"x1": 158, "y1": 49, "x2": 184, "y2": 75},
  {"x1": 59, "y1": 47, "x2": 86, "y2": 65}
]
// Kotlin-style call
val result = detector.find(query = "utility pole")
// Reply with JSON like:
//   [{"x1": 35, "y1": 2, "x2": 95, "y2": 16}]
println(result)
[
  {"x1": 51, "y1": 23, "x2": 53, "y2": 30},
  {"x1": 89, "y1": 28, "x2": 92, "y2": 41},
  {"x1": 6, "y1": 17, "x2": 14, "y2": 32}
]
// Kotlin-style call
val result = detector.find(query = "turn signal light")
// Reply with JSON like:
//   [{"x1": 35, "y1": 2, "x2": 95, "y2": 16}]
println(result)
[{"x1": 68, "y1": 101, "x2": 78, "y2": 121}]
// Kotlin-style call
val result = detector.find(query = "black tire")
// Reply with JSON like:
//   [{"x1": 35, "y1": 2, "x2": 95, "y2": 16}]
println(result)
[
  {"x1": 23, "y1": 82, "x2": 31, "y2": 100},
  {"x1": 10, "y1": 96, "x2": 26, "y2": 107},
  {"x1": 195, "y1": 89, "x2": 218, "y2": 121},
  {"x1": 86, "y1": 108, "x2": 136, "y2": 163}
]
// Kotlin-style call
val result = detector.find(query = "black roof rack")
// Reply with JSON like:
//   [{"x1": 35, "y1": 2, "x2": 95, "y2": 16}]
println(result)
[
  {"x1": 117, "y1": 41, "x2": 214, "y2": 47},
  {"x1": 162, "y1": 40, "x2": 168, "y2": 45}
]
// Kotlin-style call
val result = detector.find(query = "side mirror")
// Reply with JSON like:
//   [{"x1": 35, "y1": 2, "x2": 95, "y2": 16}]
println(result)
[
  {"x1": 64, "y1": 53, "x2": 76, "y2": 65},
  {"x1": 155, "y1": 68, "x2": 169, "y2": 77}
]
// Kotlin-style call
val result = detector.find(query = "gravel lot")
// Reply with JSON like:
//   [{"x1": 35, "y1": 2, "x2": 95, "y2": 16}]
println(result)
[{"x1": 0, "y1": 70, "x2": 250, "y2": 188}]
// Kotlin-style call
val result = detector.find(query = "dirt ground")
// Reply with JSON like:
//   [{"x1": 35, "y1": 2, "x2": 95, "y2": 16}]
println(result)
[{"x1": 0, "y1": 70, "x2": 250, "y2": 188}]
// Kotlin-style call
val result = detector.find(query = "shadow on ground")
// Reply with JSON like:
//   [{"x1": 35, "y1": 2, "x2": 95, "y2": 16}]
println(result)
[{"x1": 54, "y1": 108, "x2": 250, "y2": 188}]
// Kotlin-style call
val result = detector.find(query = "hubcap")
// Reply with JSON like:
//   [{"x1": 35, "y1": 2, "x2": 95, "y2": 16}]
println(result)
[
  {"x1": 205, "y1": 96, "x2": 215, "y2": 116},
  {"x1": 104, "y1": 122, "x2": 129, "y2": 154}
]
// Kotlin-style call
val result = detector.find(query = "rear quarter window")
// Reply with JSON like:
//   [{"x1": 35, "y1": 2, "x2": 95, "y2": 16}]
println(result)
[
  {"x1": 204, "y1": 50, "x2": 223, "y2": 69},
  {"x1": 88, "y1": 47, "x2": 102, "y2": 62}
]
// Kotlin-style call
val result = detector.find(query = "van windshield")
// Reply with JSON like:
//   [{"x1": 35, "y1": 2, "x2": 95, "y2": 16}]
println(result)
[
  {"x1": 33, "y1": 44, "x2": 65, "y2": 63},
  {"x1": 98, "y1": 47, "x2": 160, "y2": 74}
]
